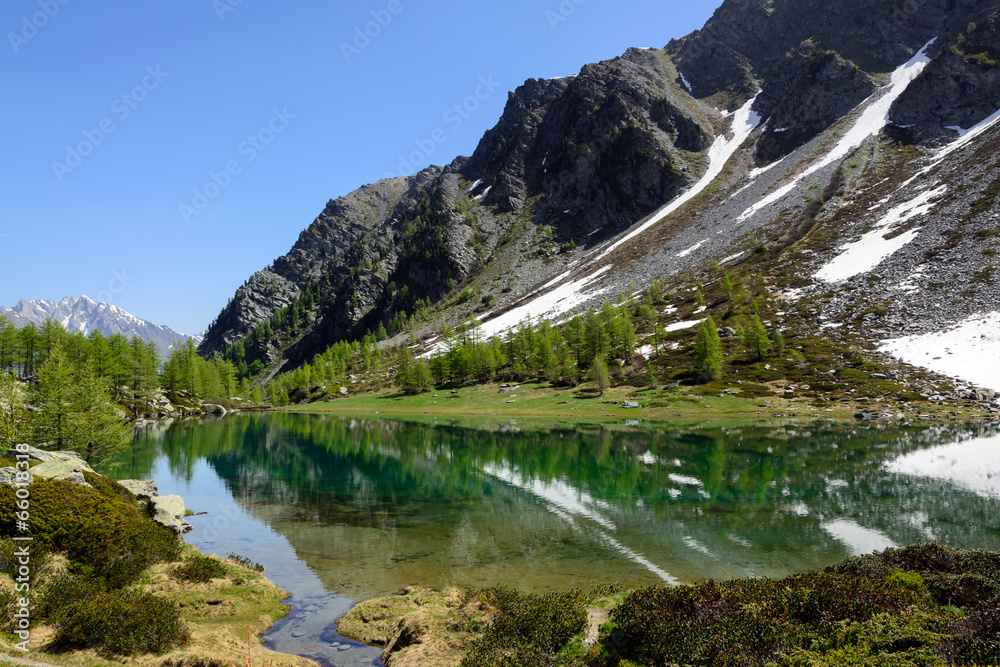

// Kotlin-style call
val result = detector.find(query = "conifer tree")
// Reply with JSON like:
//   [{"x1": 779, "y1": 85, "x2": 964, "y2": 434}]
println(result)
[
  {"x1": 744, "y1": 314, "x2": 770, "y2": 362},
  {"x1": 693, "y1": 316, "x2": 723, "y2": 382},
  {"x1": 0, "y1": 372, "x2": 26, "y2": 447},
  {"x1": 68, "y1": 359, "x2": 132, "y2": 465},
  {"x1": 33, "y1": 344, "x2": 75, "y2": 448},
  {"x1": 591, "y1": 355, "x2": 610, "y2": 395}
]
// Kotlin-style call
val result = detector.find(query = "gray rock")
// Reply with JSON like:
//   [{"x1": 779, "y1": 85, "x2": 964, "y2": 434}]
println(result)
[
  {"x1": 340, "y1": 387, "x2": 348, "y2": 395},
  {"x1": 202, "y1": 403, "x2": 227, "y2": 415},
  {"x1": 6, "y1": 444, "x2": 66, "y2": 463},
  {"x1": 968, "y1": 388, "x2": 997, "y2": 402},
  {"x1": 149, "y1": 495, "x2": 193, "y2": 535},
  {"x1": 28, "y1": 458, "x2": 94, "y2": 486},
  {"x1": 499, "y1": 385, "x2": 520, "y2": 395},
  {"x1": 118, "y1": 479, "x2": 159, "y2": 500},
  {"x1": 870, "y1": 373, "x2": 890, "y2": 380}
]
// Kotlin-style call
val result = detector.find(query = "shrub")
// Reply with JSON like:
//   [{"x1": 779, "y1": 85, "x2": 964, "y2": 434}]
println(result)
[
  {"x1": 173, "y1": 554, "x2": 227, "y2": 583},
  {"x1": 460, "y1": 585, "x2": 588, "y2": 667},
  {"x1": 0, "y1": 478, "x2": 180, "y2": 588},
  {"x1": 51, "y1": 588, "x2": 188, "y2": 656},
  {"x1": 228, "y1": 552, "x2": 265, "y2": 573}
]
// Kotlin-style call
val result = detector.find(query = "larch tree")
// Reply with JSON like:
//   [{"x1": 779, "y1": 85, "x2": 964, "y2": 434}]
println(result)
[{"x1": 693, "y1": 316, "x2": 723, "y2": 382}]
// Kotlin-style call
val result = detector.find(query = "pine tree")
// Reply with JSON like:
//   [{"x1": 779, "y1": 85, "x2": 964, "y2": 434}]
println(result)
[
  {"x1": 645, "y1": 362, "x2": 657, "y2": 390},
  {"x1": 772, "y1": 327, "x2": 785, "y2": 357},
  {"x1": 744, "y1": 315, "x2": 770, "y2": 362},
  {"x1": 0, "y1": 372, "x2": 26, "y2": 447},
  {"x1": 67, "y1": 360, "x2": 132, "y2": 465},
  {"x1": 590, "y1": 355, "x2": 610, "y2": 395},
  {"x1": 33, "y1": 344, "x2": 75, "y2": 448},
  {"x1": 693, "y1": 316, "x2": 723, "y2": 382}
]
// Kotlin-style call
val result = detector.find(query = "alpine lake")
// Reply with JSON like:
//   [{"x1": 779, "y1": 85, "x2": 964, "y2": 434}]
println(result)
[{"x1": 107, "y1": 413, "x2": 1000, "y2": 667}]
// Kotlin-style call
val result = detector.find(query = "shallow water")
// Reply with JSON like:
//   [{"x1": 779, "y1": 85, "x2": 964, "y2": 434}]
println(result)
[{"x1": 108, "y1": 414, "x2": 1000, "y2": 666}]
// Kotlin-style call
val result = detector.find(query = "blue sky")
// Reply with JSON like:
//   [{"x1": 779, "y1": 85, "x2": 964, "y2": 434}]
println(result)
[{"x1": 1, "y1": 0, "x2": 722, "y2": 335}]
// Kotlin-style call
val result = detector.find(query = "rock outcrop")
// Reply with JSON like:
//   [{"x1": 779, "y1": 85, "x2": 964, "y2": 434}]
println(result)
[{"x1": 2, "y1": 445, "x2": 190, "y2": 535}]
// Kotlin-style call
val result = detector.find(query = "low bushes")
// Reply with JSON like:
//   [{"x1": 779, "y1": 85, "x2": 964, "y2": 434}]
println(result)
[
  {"x1": 173, "y1": 553, "x2": 228, "y2": 583},
  {"x1": 459, "y1": 585, "x2": 588, "y2": 667},
  {"x1": 606, "y1": 544, "x2": 1000, "y2": 667},
  {"x1": 0, "y1": 476, "x2": 187, "y2": 656}
]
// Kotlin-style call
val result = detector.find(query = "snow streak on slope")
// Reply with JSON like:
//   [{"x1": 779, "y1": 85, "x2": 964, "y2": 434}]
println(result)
[
  {"x1": 472, "y1": 97, "x2": 762, "y2": 340},
  {"x1": 814, "y1": 185, "x2": 946, "y2": 282},
  {"x1": 736, "y1": 38, "x2": 937, "y2": 223},
  {"x1": 475, "y1": 266, "x2": 612, "y2": 339},
  {"x1": 878, "y1": 312, "x2": 1000, "y2": 391},
  {"x1": 596, "y1": 95, "x2": 761, "y2": 261}
]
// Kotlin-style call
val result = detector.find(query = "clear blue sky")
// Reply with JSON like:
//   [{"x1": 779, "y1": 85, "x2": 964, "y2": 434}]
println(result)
[{"x1": 1, "y1": 0, "x2": 722, "y2": 335}]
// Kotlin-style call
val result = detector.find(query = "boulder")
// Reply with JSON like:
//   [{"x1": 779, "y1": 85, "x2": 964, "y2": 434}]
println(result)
[
  {"x1": 149, "y1": 495, "x2": 193, "y2": 535},
  {"x1": 968, "y1": 387, "x2": 997, "y2": 402},
  {"x1": 202, "y1": 403, "x2": 227, "y2": 415},
  {"x1": 118, "y1": 479, "x2": 158, "y2": 500},
  {"x1": 499, "y1": 385, "x2": 520, "y2": 395},
  {"x1": 7, "y1": 444, "x2": 67, "y2": 463},
  {"x1": 29, "y1": 458, "x2": 94, "y2": 487}
]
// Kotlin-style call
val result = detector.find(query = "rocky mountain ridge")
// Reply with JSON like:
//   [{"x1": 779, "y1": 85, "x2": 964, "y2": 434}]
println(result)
[{"x1": 202, "y1": 0, "x2": 1000, "y2": 390}]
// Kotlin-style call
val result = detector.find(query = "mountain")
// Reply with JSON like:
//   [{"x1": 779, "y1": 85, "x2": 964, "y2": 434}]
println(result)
[
  {"x1": 202, "y1": 0, "x2": 1000, "y2": 388},
  {"x1": 0, "y1": 296, "x2": 200, "y2": 360}
]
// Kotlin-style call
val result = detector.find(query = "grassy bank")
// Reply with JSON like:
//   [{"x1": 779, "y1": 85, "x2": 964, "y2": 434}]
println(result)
[
  {"x1": 282, "y1": 380, "x2": 995, "y2": 427},
  {"x1": 0, "y1": 475, "x2": 314, "y2": 667}
]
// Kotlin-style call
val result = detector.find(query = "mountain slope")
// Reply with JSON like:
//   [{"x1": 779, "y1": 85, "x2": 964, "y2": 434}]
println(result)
[
  {"x1": 1, "y1": 296, "x2": 199, "y2": 359},
  {"x1": 203, "y1": 0, "x2": 1000, "y2": 389}
]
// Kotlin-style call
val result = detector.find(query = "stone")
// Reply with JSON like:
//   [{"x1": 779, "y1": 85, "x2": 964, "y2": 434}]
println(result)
[
  {"x1": 340, "y1": 387, "x2": 348, "y2": 395},
  {"x1": 29, "y1": 458, "x2": 94, "y2": 487},
  {"x1": 622, "y1": 401, "x2": 639, "y2": 409},
  {"x1": 499, "y1": 385, "x2": 520, "y2": 394},
  {"x1": 6, "y1": 444, "x2": 66, "y2": 463},
  {"x1": 202, "y1": 403, "x2": 227, "y2": 415},
  {"x1": 870, "y1": 373, "x2": 890, "y2": 380},
  {"x1": 118, "y1": 479, "x2": 159, "y2": 500},
  {"x1": 968, "y1": 387, "x2": 997, "y2": 402},
  {"x1": 149, "y1": 495, "x2": 193, "y2": 535}
]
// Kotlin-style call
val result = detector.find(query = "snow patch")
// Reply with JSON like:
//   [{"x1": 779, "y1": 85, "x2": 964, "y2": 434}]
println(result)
[
  {"x1": 814, "y1": 185, "x2": 945, "y2": 283},
  {"x1": 736, "y1": 38, "x2": 936, "y2": 223},
  {"x1": 678, "y1": 71, "x2": 692, "y2": 93},
  {"x1": 663, "y1": 320, "x2": 702, "y2": 333},
  {"x1": 475, "y1": 266, "x2": 613, "y2": 340},
  {"x1": 677, "y1": 240, "x2": 705, "y2": 258},
  {"x1": 878, "y1": 312, "x2": 1000, "y2": 391}
]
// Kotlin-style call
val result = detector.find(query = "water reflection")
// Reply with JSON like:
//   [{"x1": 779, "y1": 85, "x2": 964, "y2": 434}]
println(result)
[{"x1": 108, "y1": 416, "x2": 1000, "y2": 665}]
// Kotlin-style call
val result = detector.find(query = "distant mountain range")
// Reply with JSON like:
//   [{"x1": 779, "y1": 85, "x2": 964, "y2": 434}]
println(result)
[{"x1": 0, "y1": 296, "x2": 200, "y2": 360}]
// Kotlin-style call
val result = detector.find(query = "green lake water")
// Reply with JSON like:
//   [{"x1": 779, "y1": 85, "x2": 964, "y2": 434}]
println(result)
[{"x1": 109, "y1": 414, "x2": 1000, "y2": 666}]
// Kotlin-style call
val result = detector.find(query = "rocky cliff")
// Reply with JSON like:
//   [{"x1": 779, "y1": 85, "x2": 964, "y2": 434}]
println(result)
[{"x1": 203, "y1": 0, "x2": 1000, "y2": 385}]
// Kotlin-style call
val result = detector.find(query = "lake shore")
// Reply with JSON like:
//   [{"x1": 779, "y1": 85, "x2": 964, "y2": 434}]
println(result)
[{"x1": 279, "y1": 380, "x2": 999, "y2": 427}]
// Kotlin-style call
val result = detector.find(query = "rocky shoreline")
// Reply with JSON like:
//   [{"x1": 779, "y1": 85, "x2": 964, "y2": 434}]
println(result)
[{"x1": 0, "y1": 444, "x2": 193, "y2": 535}]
